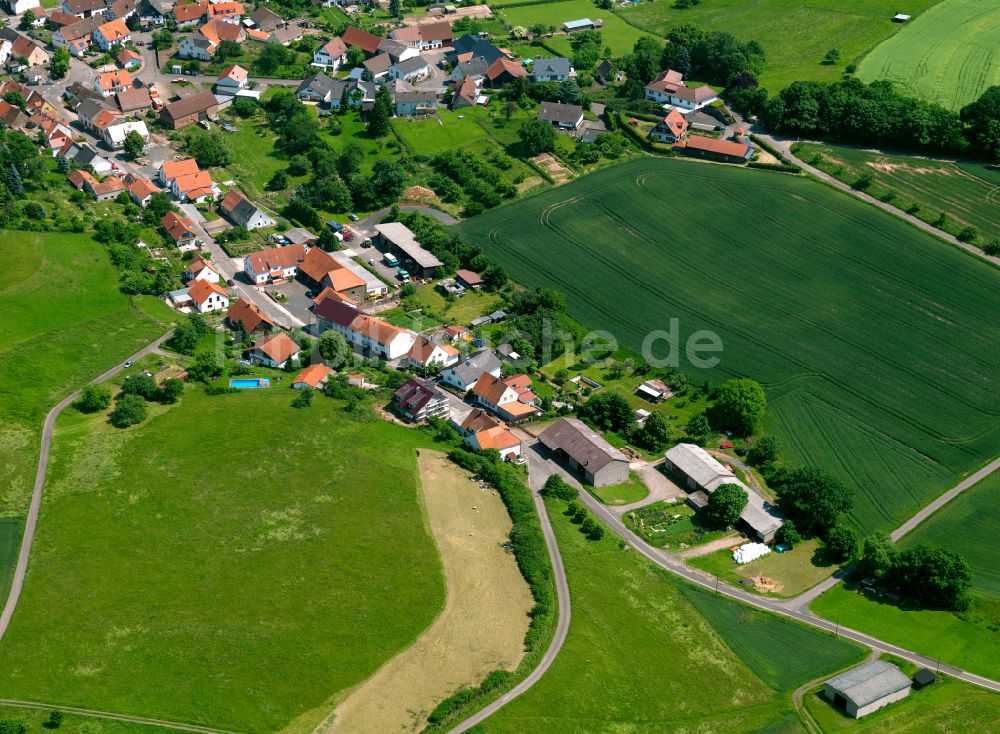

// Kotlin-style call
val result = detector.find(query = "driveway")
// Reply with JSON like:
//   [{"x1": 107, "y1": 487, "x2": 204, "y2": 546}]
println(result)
[
  {"x1": 269, "y1": 279, "x2": 316, "y2": 328},
  {"x1": 610, "y1": 460, "x2": 686, "y2": 515}
]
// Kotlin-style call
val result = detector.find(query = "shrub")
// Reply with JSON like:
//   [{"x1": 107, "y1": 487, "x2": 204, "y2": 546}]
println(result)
[
  {"x1": 825, "y1": 524, "x2": 860, "y2": 561},
  {"x1": 541, "y1": 474, "x2": 577, "y2": 500},
  {"x1": 957, "y1": 225, "x2": 978, "y2": 242},
  {"x1": 43, "y1": 712, "x2": 64, "y2": 730},
  {"x1": 78, "y1": 384, "x2": 112, "y2": 413},
  {"x1": 109, "y1": 394, "x2": 146, "y2": 428},
  {"x1": 984, "y1": 238, "x2": 1000, "y2": 256},
  {"x1": 291, "y1": 388, "x2": 314, "y2": 408}
]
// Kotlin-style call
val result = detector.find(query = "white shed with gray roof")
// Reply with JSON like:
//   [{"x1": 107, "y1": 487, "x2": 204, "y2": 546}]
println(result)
[
  {"x1": 824, "y1": 660, "x2": 911, "y2": 718},
  {"x1": 374, "y1": 222, "x2": 443, "y2": 278}
]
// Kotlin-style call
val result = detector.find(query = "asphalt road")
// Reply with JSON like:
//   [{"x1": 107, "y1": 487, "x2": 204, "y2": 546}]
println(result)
[
  {"x1": 447, "y1": 442, "x2": 572, "y2": 733},
  {"x1": 0, "y1": 331, "x2": 174, "y2": 642}
]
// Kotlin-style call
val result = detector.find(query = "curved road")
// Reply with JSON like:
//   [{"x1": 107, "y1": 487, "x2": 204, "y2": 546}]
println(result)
[
  {"x1": 448, "y1": 468, "x2": 572, "y2": 733},
  {"x1": 0, "y1": 331, "x2": 174, "y2": 642}
]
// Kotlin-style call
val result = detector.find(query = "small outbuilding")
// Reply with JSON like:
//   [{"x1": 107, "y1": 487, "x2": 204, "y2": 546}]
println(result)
[
  {"x1": 911, "y1": 668, "x2": 936, "y2": 690},
  {"x1": 823, "y1": 660, "x2": 911, "y2": 718}
]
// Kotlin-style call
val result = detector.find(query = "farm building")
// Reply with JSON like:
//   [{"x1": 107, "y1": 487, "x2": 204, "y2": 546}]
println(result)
[
  {"x1": 562, "y1": 18, "x2": 601, "y2": 32},
  {"x1": 373, "y1": 222, "x2": 443, "y2": 278},
  {"x1": 664, "y1": 443, "x2": 783, "y2": 542},
  {"x1": 538, "y1": 418, "x2": 629, "y2": 487},
  {"x1": 159, "y1": 90, "x2": 219, "y2": 130},
  {"x1": 675, "y1": 136, "x2": 753, "y2": 164},
  {"x1": 823, "y1": 660, "x2": 911, "y2": 718}
]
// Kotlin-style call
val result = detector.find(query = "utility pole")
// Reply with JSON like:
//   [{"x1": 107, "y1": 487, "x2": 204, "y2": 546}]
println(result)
[{"x1": 834, "y1": 620, "x2": 839, "y2": 637}]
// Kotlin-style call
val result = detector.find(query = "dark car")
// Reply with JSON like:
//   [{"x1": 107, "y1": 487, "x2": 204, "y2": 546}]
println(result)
[{"x1": 226, "y1": 278, "x2": 236, "y2": 286}]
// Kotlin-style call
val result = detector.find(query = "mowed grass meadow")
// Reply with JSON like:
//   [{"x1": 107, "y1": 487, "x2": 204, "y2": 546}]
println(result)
[
  {"x1": 498, "y1": 0, "x2": 656, "y2": 56},
  {"x1": 616, "y1": 0, "x2": 939, "y2": 92},
  {"x1": 858, "y1": 0, "x2": 1000, "y2": 110},
  {"x1": 0, "y1": 388, "x2": 445, "y2": 733},
  {"x1": 794, "y1": 142, "x2": 1000, "y2": 242},
  {"x1": 459, "y1": 158, "x2": 1000, "y2": 535},
  {"x1": 0, "y1": 232, "x2": 171, "y2": 592},
  {"x1": 478, "y1": 500, "x2": 863, "y2": 732}
]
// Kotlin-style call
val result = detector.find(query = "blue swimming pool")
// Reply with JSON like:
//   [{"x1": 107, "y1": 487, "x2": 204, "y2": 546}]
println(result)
[{"x1": 230, "y1": 378, "x2": 270, "y2": 389}]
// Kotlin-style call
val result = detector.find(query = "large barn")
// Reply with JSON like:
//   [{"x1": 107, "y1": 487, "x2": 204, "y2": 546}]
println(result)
[
  {"x1": 823, "y1": 660, "x2": 911, "y2": 718},
  {"x1": 538, "y1": 418, "x2": 629, "y2": 487},
  {"x1": 664, "y1": 443, "x2": 783, "y2": 542}
]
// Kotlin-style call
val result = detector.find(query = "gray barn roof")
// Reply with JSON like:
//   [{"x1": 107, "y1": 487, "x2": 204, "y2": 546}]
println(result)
[
  {"x1": 448, "y1": 349, "x2": 500, "y2": 386},
  {"x1": 374, "y1": 222, "x2": 443, "y2": 269},
  {"x1": 539, "y1": 418, "x2": 628, "y2": 474},
  {"x1": 826, "y1": 661, "x2": 911, "y2": 709}
]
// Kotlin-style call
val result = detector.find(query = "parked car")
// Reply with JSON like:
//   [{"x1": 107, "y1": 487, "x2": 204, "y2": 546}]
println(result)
[
  {"x1": 226, "y1": 278, "x2": 236, "y2": 286},
  {"x1": 383, "y1": 253, "x2": 399, "y2": 267},
  {"x1": 348, "y1": 212, "x2": 359, "y2": 221},
  {"x1": 720, "y1": 442, "x2": 734, "y2": 449},
  {"x1": 123, "y1": 359, "x2": 134, "y2": 368},
  {"x1": 326, "y1": 220, "x2": 344, "y2": 233}
]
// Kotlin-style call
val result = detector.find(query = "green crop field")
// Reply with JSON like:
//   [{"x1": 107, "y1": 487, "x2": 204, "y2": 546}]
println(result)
[
  {"x1": 0, "y1": 231, "x2": 171, "y2": 521},
  {"x1": 812, "y1": 584, "x2": 1000, "y2": 680},
  {"x1": 901, "y1": 473, "x2": 1000, "y2": 597},
  {"x1": 794, "y1": 143, "x2": 1000, "y2": 242},
  {"x1": 858, "y1": 0, "x2": 1000, "y2": 110},
  {"x1": 616, "y1": 0, "x2": 939, "y2": 92},
  {"x1": 0, "y1": 388, "x2": 444, "y2": 733},
  {"x1": 458, "y1": 158, "x2": 1000, "y2": 535},
  {"x1": 478, "y1": 500, "x2": 863, "y2": 732},
  {"x1": 0, "y1": 704, "x2": 178, "y2": 734},
  {"x1": 498, "y1": 0, "x2": 656, "y2": 56}
]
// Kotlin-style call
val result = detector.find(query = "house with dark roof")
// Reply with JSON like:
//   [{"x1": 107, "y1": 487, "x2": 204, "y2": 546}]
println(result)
[
  {"x1": 362, "y1": 53, "x2": 392, "y2": 80},
  {"x1": 539, "y1": 418, "x2": 629, "y2": 487},
  {"x1": 374, "y1": 222, "x2": 442, "y2": 277},
  {"x1": 392, "y1": 378, "x2": 449, "y2": 423},
  {"x1": 390, "y1": 55, "x2": 430, "y2": 82},
  {"x1": 537, "y1": 101, "x2": 583, "y2": 130},
  {"x1": 219, "y1": 189, "x2": 274, "y2": 230},
  {"x1": 450, "y1": 34, "x2": 503, "y2": 66},
  {"x1": 530, "y1": 57, "x2": 573, "y2": 83},
  {"x1": 249, "y1": 5, "x2": 281, "y2": 31},
  {"x1": 159, "y1": 90, "x2": 218, "y2": 129},
  {"x1": 442, "y1": 348, "x2": 501, "y2": 392},
  {"x1": 394, "y1": 89, "x2": 437, "y2": 116}
]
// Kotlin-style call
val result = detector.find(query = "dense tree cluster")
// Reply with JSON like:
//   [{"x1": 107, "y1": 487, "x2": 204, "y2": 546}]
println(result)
[
  {"x1": 429, "y1": 149, "x2": 516, "y2": 215},
  {"x1": 858, "y1": 533, "x2": 973, "y2": 611},
  {"x1": 709, "y1": 378, "x2": 767, "y2": 437},
  {"x1": 770, "y1": 465, "x2": 853, "y2": 538},
  {"x1": 703, "y1": 483, "x2": 748, "y2": 528}
]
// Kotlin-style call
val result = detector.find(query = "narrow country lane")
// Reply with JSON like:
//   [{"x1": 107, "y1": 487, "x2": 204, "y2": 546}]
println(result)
[{"x1": 0, "y1": 330, "x2": 174, "y2": 641}]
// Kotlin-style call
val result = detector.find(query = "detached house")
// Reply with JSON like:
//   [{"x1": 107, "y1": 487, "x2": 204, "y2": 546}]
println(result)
[
  {"x1": 161, "y1": 210, "x2": 198, "y2": 250},
  {"x1": 215, "y1": 64, "x2": 248, "y2": 91},
  {"x1": 54, "y1": 15, "x2": 106, "y2": 56},
  {"x1": 312, "y1": 37, "x2": 347, "y2": 71},
  {"x1": 442, "y1": 348, "x2": 501, "y2": 392},
  {"x1": 404, "y1": 335, "x2": 459, "y2": 372},
  {"x1": 183, "y1": 255, "x2": 221, "y2": 283},
  {"x1": 293, "y1": 363, "x2": 333, "y2": 390},
  {"x1": 93, "y1": 18, "x2": 130, "y2": 50},
  {"x1": 227, "y1": 299, "x2": 273, "y2": 335},
  {"x1": 389, "y1": 20, "x2": 451, "y2": 50},
  {"x1": 650, "y1": 108, "x2": 688, "y2": 144},
  {"x1": 471, "y1": 372, "x2": 538, "y2": 424},
  {"x1": 531, "y1": 57, "x2": 573, "y2": 83},
  {"x1": 537, "y1": 101, "x2": 583, "y2": 130},
  {"x1": 247, "y1": 332, "x2": 301, "y2": 368},
  {"x1": 242, "y1": 243, "x2": 306, "y2": 284},
  {"x1": 389, "y1": 55, "x2": 430, "y2": 82},
  {"x1": 94, "y1": 69, "x2": 132, "y2": 97},
  {"x1": 62, "y1": 0, "x2": 106, "y2": 19},
  {"x1": 466, "y1": 424, "x2": 521, "y2": 459},
  {"x1": 187, "y1": 278, "x2": 230, "y2": 313},
  {"x1": 219, "y1": 189, "x2": 274, "y2": 230},
  {"x1": 0, "y1": 28, "x2": 50, "y2": 66},
  {"x1": 644, "y1": 68, "x2": 718, "y2": 112},
  {"x1": 126, "y1": 175, "x2": 158, "y2": 206}
]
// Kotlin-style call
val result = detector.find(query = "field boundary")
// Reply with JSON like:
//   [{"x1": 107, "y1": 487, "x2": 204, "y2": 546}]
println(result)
[{"x1": 0, "y1": 698, "x2": 243, "y2": 734}]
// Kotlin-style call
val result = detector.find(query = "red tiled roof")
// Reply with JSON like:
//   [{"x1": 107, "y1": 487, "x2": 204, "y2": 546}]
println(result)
[
  {"x1": 187, "y1": 277, "x2": 228, "y2": 305},
  {"x1": 293, "y1": 363, "x2": 333, "y2": 388},
  {"x1": 251, "y1": 332, "x2": 300, "y2": 363},
  {"x1": 227, "y1": 299, "x2": 273, "y2": 332},
  {"x1": 342, "y1": 26, "x2": 382, "y2": 54}
]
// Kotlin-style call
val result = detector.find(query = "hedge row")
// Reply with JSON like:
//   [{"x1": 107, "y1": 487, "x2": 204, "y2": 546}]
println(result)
[
  {"x1": 749, "y1": 134, "x2": 800, "y2": 171},
  {"x1": 748, "y1": 161, "x2": 801, "y2": 174},
  {"x1": 422, "y1": 449, "x2": 558, "y2": 731}
]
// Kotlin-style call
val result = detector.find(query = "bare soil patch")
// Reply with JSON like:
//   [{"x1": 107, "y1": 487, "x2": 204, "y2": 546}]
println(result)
[{"x1": 321, "y1": 450, "x2": 532, "y2": 733}]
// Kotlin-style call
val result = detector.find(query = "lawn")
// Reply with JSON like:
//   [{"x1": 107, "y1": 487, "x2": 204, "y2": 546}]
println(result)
[
  {"x1": 0, "y1": 232, "x2": 171, "y2": 522},
  {"x1": 811, "y1": 584, "x2": 1000, "y2": 681},
  {"x1": 0, "y1": 517, "x2": 21, "y2": 603},
  {"x1": 899, "y1": 472, "x2": 1000, "y2": 597},
  {"x1": 624, "y1": 500, "x2": 730, "y2": 550},
  {"x1": 0, "y1": 388, "x2": 445, "y2": 733},
  {"x1": 794, "y1": 142, "x2": 1000, "y2": 243},
  {"x1": 478, "y1": 499, "x2": 864, "y2": 732},
  {"x1": 0, "y1": 704, "x2": 179, "y2": 734},
  {"x1": 588, "y1": 471, "x2": 649, "y2": 505},
  {"x1": 617, "y1": 0, "x2": 940, "y2": 92},
  {"x1": 407, "y1": 283, "x2": 504, "y2": 326},
  {"x1": 689, "y1": 540, "x2": 838, "y2": 598},
  {"x1": 858, "y1": 0, "x2": 1000, "y2": 110},
  {"x1": 458, "y1": 157, "x2": 1000, "y2": 535},
  {"x1": 803, "y1": 667, "x2": 1000, "y2": 732},
  {"x1": 498, "y1": 0, "x2": 657, "y2": 56}
]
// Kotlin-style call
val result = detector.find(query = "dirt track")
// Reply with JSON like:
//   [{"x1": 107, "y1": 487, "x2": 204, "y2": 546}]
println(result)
[{"x1": 321, "y1": 450, "x2": 532, "y2": 733}]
